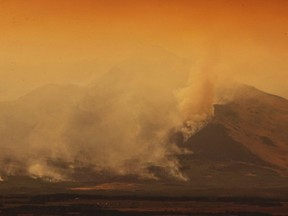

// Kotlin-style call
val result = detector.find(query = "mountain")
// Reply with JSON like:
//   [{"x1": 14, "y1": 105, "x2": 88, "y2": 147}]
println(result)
[
  {"x1": 171, "y1": 85, "x2": 288, "y2": 193},
  {"x1": 181, "y1": 85, "x2": 288, "y2": 171},
  {"x1": 0, "y1": 82, "x2": 288, "y2": 196},
  {"x1": 213, "y1": 85, "x2": 288, "y2": 170}
]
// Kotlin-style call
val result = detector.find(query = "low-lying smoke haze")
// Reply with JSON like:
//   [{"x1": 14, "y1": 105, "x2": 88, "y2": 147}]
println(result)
[{"x1": 0, "y1": 49, "x2": 194, "y2": 181}]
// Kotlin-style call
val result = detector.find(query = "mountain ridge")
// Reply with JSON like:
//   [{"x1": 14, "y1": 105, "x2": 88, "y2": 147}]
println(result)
[{"x1": 0, "y1": 83, "x2": 287, "y2": 194}]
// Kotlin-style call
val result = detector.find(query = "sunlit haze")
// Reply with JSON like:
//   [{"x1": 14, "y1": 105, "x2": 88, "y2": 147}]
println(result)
[{"x1": 1, "y1": 0, "x2": 288, "y2": 100}]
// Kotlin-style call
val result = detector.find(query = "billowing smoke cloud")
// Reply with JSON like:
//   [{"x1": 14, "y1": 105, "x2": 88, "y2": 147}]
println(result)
[
  {"x1": 0, "y1": 48, "x2": 203, "y2": 182},
  {"x1": 0, "y1": 44, "x2": 263, "y2": 182}
]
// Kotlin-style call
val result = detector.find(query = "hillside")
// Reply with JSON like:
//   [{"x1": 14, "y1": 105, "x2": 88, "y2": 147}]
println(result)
[
  {"x1": 0, "y1": 84, "x2": 288, "y2": 196},
  {"x1": 172, "y1": 85, "x2": 288, "y2": 191}
]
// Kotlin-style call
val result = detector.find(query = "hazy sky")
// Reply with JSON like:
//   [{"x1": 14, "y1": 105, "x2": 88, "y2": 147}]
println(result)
[{"x1": 0, "y1": 0, "x2": 288, "y2": 100}]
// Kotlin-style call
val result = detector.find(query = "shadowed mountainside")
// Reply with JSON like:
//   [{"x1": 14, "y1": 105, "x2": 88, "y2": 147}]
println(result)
[{"x1": 170, "y1": 85, "x2": 288, "y2": 191}]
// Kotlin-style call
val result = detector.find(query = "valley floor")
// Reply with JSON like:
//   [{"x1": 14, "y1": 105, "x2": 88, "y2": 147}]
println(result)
[{"x1": 1, "y1": 194, "x2": 288, "y2": 216}]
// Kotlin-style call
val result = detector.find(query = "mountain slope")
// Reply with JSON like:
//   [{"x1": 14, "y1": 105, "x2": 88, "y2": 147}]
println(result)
[
  {"x1": 178, "y1": 85, "x2": 288, "y2": 184},
  {"x1": 0, "y1": 83, "x2": 288, "y2": 194},
  {"x1": 213, "y1": 85, "x2": 288, "y2": 170}
]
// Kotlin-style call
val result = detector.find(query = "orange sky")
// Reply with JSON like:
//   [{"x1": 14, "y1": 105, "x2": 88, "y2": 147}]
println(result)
[{"x1": 0, "y1": 0, "x2": 288, "y2": 100}]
